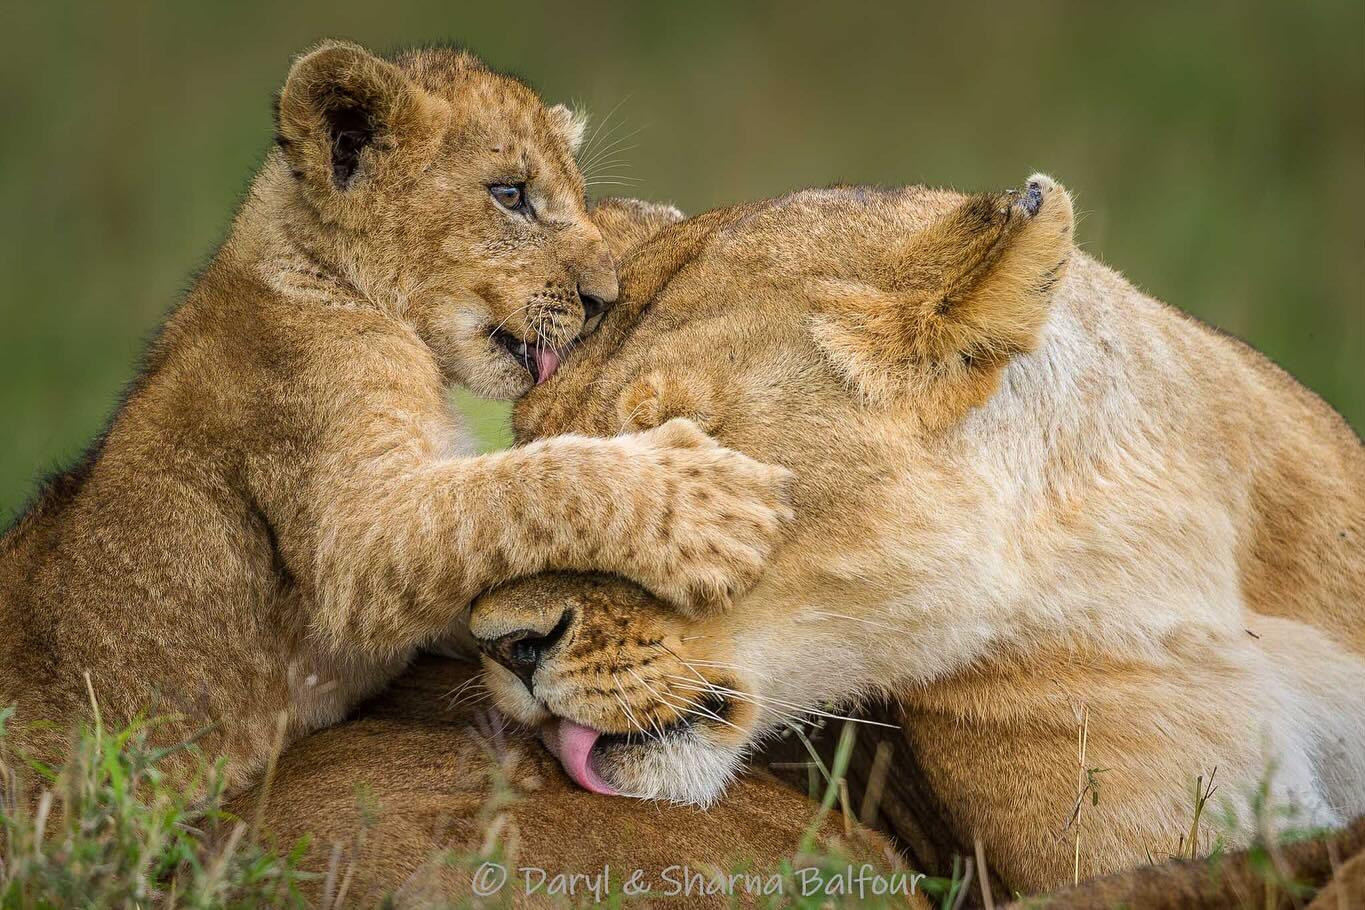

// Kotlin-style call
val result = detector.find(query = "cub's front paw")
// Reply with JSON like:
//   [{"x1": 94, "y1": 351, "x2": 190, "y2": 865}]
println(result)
[{"x1": 634, "y1": 418, "x2": 793, "y2": 614}]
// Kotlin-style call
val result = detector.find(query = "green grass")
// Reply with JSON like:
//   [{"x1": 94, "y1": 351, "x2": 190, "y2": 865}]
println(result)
[
  {"x1": 0, "y1": 705, "x2": 312, "y2": 909},
  {"x1": 1, "y1": 1, "x2": 1361, "y2": 517}
]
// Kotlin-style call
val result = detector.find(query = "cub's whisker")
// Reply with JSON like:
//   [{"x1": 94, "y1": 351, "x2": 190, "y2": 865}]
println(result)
[{"x1": 576, "y1": 97, "x2": 631, "y2": 168}]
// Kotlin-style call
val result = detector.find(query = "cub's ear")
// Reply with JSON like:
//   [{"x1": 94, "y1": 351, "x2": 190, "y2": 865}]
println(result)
[
  {"x1": 589, "y1": 197, "x2": 686, "y2": 261},
  {"x1": 547, "y1": 103, "x2": 590, "y2": 156},
  {"x1": 811, "y1": 174, "x2": 1074, "y2": 423},
  {"x1": 275, "y1": 41, "x2": 448, "y2": 203}
]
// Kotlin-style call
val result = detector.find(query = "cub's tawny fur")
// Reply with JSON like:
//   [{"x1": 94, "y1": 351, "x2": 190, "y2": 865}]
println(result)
[
  {"x1": 468, "y1": 179, "x2": 1365, "y2": 891},
  {"x1": 0, "y1": 44, "x2": 789, "y2": 791}
]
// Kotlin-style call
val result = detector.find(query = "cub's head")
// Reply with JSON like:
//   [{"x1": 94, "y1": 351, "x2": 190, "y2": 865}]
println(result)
[
  {"x1": 272, "y1": 41, "x2": 615, "y2": 397},
  {"x1": 470, "y1": 178, "x2": 1075, "y2": 804}
]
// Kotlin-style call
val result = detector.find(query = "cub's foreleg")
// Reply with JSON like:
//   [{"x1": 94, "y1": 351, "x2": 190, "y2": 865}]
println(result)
[{"x1": 270, "y1": 339, "x2": 789, "y2": 658}]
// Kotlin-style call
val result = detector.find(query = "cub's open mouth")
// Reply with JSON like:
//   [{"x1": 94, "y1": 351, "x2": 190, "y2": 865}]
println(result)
[{"x1": 492, "y1": 329, "x2": 561, "y2": 384}]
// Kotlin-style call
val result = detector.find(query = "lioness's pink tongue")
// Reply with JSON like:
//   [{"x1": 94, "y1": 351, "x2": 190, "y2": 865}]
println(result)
[
  {"x1": 533, "y1": 347, "x2": 561, "y2": 384},
  {"x1": 544, "y1": 719, "x2": 617, "y2": 795}
]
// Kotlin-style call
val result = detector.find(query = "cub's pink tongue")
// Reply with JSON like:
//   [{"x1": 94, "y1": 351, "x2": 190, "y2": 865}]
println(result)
[
  {"x1": 544, "y1": 718, "x2": 618, "y2": 795},
  {"x1": 533, "y1": 347, "x2": 561, "y2": 384}
]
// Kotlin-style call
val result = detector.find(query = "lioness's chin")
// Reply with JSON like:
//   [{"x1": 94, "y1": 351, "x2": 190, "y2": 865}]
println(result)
[{"x1": 595, "y1": 730, "x2": 746, "y2": 807}]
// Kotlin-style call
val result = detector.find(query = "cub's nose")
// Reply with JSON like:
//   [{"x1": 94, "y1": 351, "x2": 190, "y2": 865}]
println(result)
[{"x1": 476, "y1": 608, "x2": 574, "y2": 694}]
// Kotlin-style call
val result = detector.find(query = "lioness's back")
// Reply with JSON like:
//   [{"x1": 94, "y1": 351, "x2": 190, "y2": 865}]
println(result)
[
  {"x1": 1192, "y1": 304, "x2": 1364, "y2": 651},
  {"x1": 1083, "y1": 259, "x2": 1365, "y2": 652}
]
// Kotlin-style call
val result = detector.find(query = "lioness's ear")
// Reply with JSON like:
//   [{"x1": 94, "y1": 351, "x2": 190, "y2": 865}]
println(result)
[
  {"x1": 275, "y1": 40, "x2": 447, "y2": 199},
  {"x1": 548, "y1": 103, "x2": 589, "y2": 155},
  {"x1": 589, "y1": 197, "x2": 686, "y2": 260},
  {"x1": 812, "y1": 174, "x2": 1074, "y2": 423}
]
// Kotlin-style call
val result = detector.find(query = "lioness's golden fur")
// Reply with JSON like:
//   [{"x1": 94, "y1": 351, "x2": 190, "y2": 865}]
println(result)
[
  {"x1": 0, "y1": 43, "x2": 790, "y2": 791},
  {"x1": 469, "y1": 180, "x2": 1365, "y2": 891},
  {"x1": 232, "y1": 656, "x2": 914, "y2": 909}
]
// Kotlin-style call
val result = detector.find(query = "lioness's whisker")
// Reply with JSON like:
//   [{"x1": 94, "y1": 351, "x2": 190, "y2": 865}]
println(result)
[
  {"x1": 625, "y1": 668, "x2": 674, "y2": 741},
  {"x1": 444, "y1": 675, "x2": 484, "y2": 704},
  {"x1": 661, "y1": 689, "x2": 745, "y2": 734},
  {"x1": 612, "y1": 675, "x2": 655, "y2": 742},
  {"x1": 655, "y1": 645, "x2": 760, "y2": 694},
  {"x1": 666, "y1": 677, "x2": 901, "y2": 730},
  {"x1": 666, "y1": 679, "x2": 807, "y2": 727},
  {"x1": 655, "y1": 647, "x2": 809, "y2": 725},
  {"x1": 450, "y1": 690, "x2": 493, "y2": 712}
]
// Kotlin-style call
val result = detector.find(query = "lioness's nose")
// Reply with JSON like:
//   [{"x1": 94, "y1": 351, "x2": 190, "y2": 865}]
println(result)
[
  {"x1": 476, "y1": 608, "x2": 574, "y2": 694},
  {"x1": 575, "y1": 234, "x2": 619, "y2": 309},
  {"x1": 579, "y1": 287, "x2": 611, "y2": 320},
  {"x1": 578, "y1": 264, "x2": 618, "y2": 310}
]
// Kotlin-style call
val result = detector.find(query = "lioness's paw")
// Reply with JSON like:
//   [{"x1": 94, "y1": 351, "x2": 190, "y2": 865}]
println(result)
[{"x1": 632, "y1": 418, "x2": 793, "y2": 614}]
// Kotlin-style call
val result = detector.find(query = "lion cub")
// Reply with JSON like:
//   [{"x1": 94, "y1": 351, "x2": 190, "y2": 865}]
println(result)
[{"x1": 0, "y1": 42, "x2": 789, "y2": 791}]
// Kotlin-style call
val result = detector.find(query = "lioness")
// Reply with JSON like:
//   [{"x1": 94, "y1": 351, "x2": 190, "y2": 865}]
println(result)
[
  {"x1": 468, "y1": 177, "x2": 1365, "y2": 890},
  {"x1": 0, "y1": 43, "x2": 790, "y2": 791}
]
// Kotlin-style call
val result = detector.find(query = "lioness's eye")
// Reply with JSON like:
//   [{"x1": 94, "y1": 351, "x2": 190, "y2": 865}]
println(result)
[{"x1": 489, "y1": 183, "x2": 527, "y2": 211}]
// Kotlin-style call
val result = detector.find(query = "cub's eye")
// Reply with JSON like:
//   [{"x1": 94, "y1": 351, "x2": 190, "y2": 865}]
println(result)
[{"x1": 489, "y1": 183, "x2": 527, "y2": 211}]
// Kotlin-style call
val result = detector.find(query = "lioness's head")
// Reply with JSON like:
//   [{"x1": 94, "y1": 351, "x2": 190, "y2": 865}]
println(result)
[
  {"x1": 270, "y1": 41, "x2": 615, "y2": 397},
  {"x1": 470, "y1": 179, "x2": 1076, "y2": 803}
]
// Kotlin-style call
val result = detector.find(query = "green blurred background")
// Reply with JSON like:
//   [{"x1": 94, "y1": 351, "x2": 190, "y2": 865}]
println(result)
[{"x1": 2, "y1": 1, "x2": 1361, "y2": 518}]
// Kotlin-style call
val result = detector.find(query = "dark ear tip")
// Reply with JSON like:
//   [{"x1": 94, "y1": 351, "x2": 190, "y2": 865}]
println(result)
[
  {"x1": 1019, "y1": 181, "x2": 1045, "y2": 217},
  {"x1": 1014, "y1": 173, "x2": 1063, "y2": 219}
]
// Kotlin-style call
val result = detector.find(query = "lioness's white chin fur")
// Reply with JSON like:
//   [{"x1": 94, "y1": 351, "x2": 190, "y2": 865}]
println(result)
[{"x1": 600, "y1": 729, "x2": 745, "y2": 807}]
